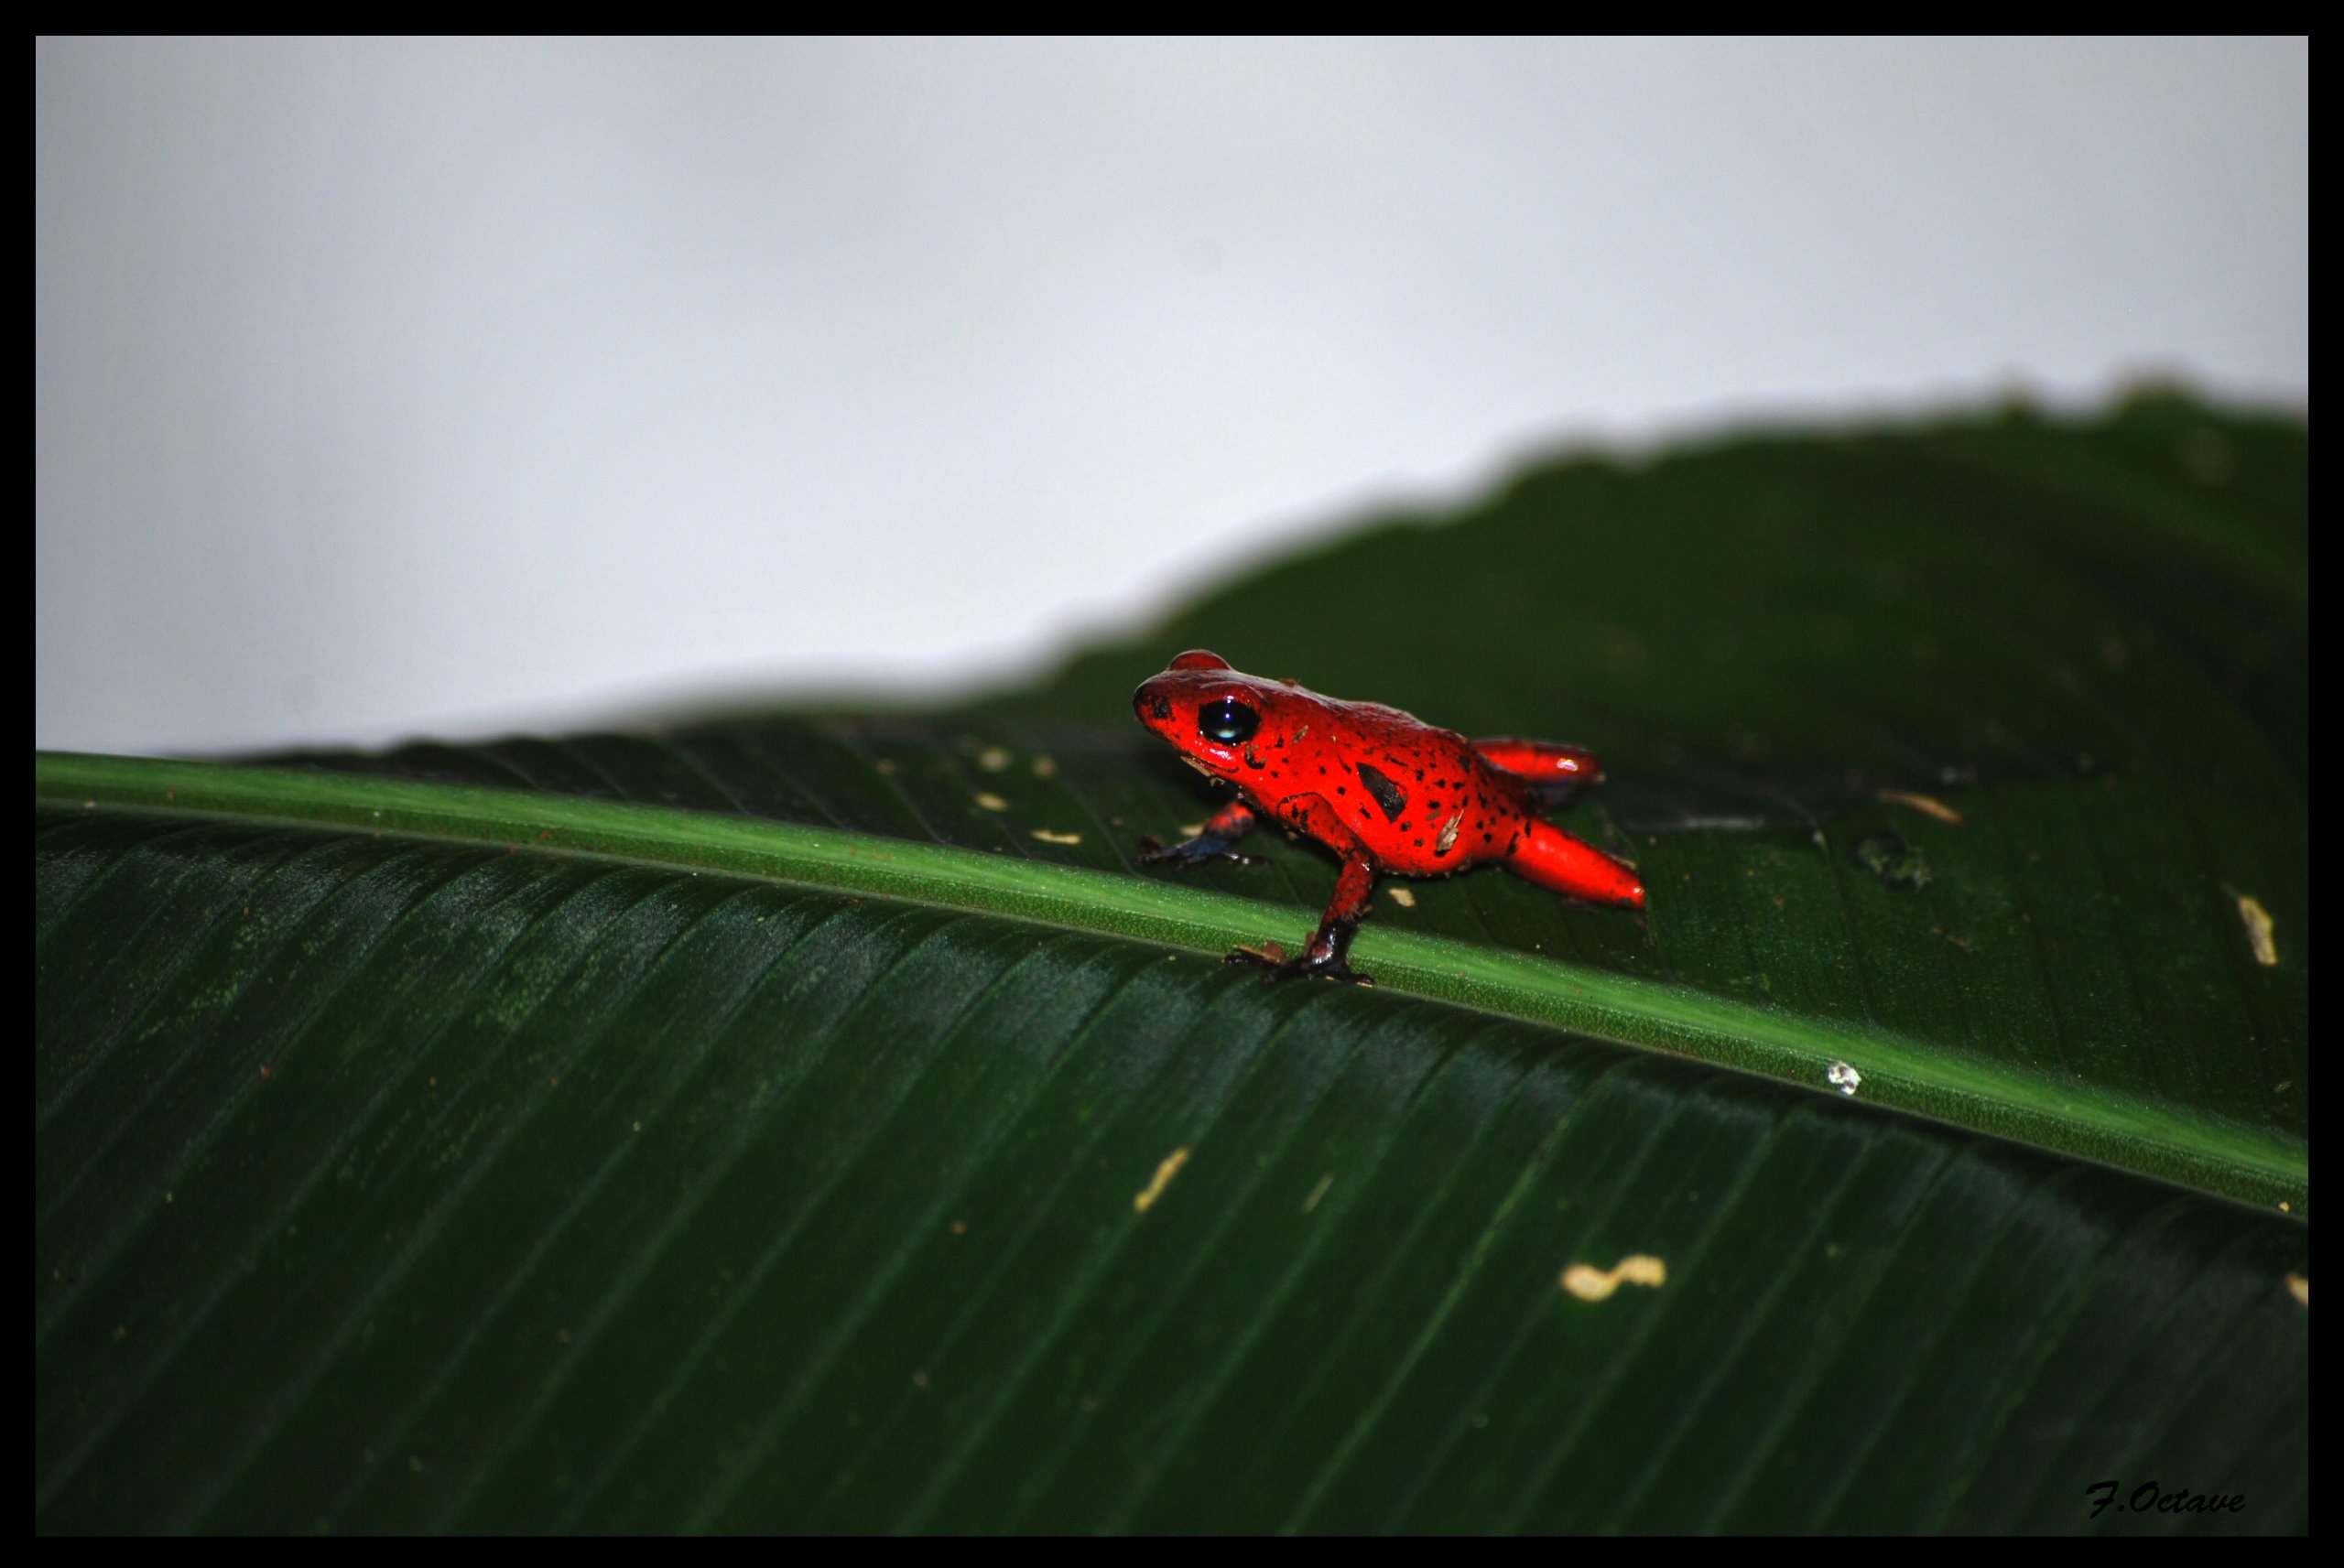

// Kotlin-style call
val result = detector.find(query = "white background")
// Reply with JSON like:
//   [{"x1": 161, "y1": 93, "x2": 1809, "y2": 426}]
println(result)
[{"x1": 35, "y1": 38, "x2": 2307, "y2": 755}]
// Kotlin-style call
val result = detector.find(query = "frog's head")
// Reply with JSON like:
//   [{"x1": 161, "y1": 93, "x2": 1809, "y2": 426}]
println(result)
[{"x1": 1133, "y1": 649, "x2": 1298, "y2": 782}]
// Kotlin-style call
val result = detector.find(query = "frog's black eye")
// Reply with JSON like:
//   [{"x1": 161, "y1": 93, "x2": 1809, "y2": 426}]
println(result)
[{"x1": 1197, "y1": 697, "x2": 1259, "y2": 745}]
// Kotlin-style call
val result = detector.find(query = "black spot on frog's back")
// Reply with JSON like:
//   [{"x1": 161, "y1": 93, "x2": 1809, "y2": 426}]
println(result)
[{"x1": 1354, "y1": 762, "x2": 1408, "y2": 822}]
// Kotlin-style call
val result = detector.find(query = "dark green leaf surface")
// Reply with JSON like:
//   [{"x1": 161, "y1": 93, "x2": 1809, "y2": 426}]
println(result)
[
  {"x1": 38, "y1": 398, "x2": 2306, "y2": 1531},
  {"x1": 36, "y1": 808, "x2": 2306, "y2": 1531}
]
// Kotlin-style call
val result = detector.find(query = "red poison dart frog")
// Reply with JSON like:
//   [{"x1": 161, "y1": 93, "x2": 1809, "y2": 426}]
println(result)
[{"x1": 1134, "y1": 650, "x2": 1644, "y2": 984}]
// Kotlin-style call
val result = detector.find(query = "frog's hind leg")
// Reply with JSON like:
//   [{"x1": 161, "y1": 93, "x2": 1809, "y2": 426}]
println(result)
[
  {"x1": 1504, "y1": 819, "x2": 1644, "y2": 910},
  {"x1": 1471, "y1": 739, "x2": 1603, "y2": 811}
]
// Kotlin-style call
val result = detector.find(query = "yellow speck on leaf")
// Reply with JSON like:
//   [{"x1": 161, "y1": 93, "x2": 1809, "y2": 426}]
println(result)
[
  {"x1": 974, "y1": 792, "x2": 1010, "y2": 811},
  {"x1": 2237, "y1": 894, "x2": 2278, "y2": 966},
  {"x1": 979, "y1": 747, "x2": 1012, "y2": 772},
  {"x1": 1134, "y1": 1148, "x2": 1189, "y2": 1213},
  {"x1": 2284, "y1": 1272, "x2": 2308, "y2": 1307},
  {"x1": 1031, "y1": 828, "x2": 1081, "y2": 845},
  {"x1": 1876, "y1": 788, "x2": 1964, "y2": 825},
  {"x1": 1561, "y1": 1254, "x2": 1667, "y2": 1302},
  {"x1": 1387, "y1": 886, "x2": 1416, "y2": 908}
]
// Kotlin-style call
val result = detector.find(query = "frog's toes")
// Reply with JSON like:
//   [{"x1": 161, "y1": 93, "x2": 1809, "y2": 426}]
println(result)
[
  {"x1": 1137, "y1": 835, "x2": 1264, "y2": 869},
  {"x1": 1222, "y1": 946, "x2": 1374, "y2": 986}
]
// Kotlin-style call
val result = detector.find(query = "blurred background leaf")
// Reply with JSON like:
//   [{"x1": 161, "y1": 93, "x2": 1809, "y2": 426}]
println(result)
[{"x1": 37, "y1": 398, "x2": 2306, "y2": 1531}]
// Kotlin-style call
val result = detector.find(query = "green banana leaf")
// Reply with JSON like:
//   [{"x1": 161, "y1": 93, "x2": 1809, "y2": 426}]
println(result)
[{"x1": 36, "y1": 395, "x2": 2306, "y2": 1532}]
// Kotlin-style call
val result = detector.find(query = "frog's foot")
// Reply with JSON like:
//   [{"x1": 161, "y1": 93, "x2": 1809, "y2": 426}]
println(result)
[
  {"x1": 1136, "y1": 834, "x2": 1266, "y2": 870},
  {"x1": 1223, "y1": 943, "x2": 1374, "y2": 986}
]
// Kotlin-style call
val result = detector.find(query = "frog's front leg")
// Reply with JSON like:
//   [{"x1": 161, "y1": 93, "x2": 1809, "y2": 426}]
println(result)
[
  {"x1": 1137, "y1": 796, "x2": 1266, "y2": 868},
  {"x1": 1226, "y1": 854, "x2": 1377, "y2": 985},
  {"x1": 1471, "y1": 738, "x2": 1603, "y2": 811},
  {"x1": 1223, "y1": 794, "x2": 1379, "y2": 985}
]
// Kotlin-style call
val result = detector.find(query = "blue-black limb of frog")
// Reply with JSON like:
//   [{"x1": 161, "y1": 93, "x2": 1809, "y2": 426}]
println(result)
[
  {"x1": 1136, "y1": 796, "x2": 1267, "y2": 868},
  {"x1": 1224, "y1": 855, "x2": 1377, "y2": 986},
  {"x1": 1517, "y1": 774, "x2": 1590, "y2": 812}
]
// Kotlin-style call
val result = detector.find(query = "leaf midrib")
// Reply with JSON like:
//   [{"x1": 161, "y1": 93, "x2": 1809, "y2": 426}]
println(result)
[{"x1": 35, "y1": 750, "x2": 2306, "y2": 1214}]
